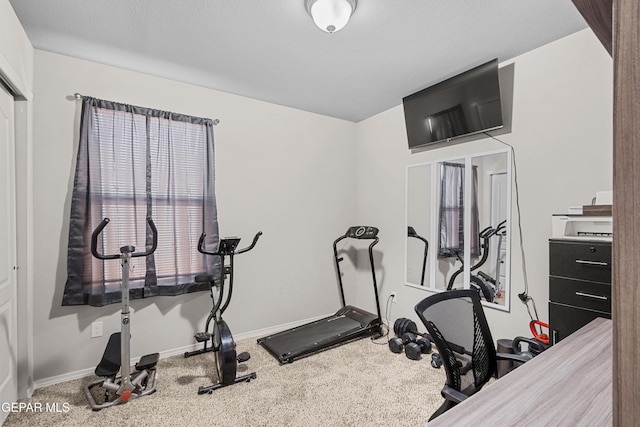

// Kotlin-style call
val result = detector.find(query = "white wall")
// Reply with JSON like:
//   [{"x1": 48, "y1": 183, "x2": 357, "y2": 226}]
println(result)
[
  {"x1": 354, "y1": 29, "x2": 613, "y2": 342},
  {"x1": 31, "y1": 50, "x2": 357, "y2": 383}
]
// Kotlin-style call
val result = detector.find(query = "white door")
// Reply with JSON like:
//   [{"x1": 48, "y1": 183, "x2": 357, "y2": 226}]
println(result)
[{"x1": 0, "y1": 82, "x2": 17, "y2": 425}]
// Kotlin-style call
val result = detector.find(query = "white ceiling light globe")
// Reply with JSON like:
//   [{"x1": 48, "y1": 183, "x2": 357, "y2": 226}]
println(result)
[{"x1": 306, "y1": 0, "x2": 357, "y2": 33}]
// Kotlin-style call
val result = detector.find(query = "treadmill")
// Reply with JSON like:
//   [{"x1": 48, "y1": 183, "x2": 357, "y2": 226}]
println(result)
[{"x1": 257, "y1": 226, "x2": 382, "y2": 364}]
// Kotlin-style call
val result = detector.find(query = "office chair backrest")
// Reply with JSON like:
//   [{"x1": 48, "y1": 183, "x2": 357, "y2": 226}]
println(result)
[{"x1": 415, "y1": 289, "x2": 497, "y2": 406}]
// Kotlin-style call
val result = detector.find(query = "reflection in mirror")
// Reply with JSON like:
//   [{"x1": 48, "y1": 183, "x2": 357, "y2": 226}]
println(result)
[
  {"x1": 469, "y1": 151, "x2": 509, "y2": 306},
  {"x1": 405, "y1": 149, "x2": 511, "y2": 311},
  {"x1": 405, "y1": 164, "x2": 432, "y2": 287},
  {"x1": 407, "y1": 226, "x2": 429, "y2": 286},
  {"x1": 436, "y1": 158, "x2": 466, "y2": 292}
]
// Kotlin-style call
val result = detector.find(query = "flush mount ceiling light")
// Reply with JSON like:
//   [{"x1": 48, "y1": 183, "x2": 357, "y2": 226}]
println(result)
[{"x1": 305, "y1": 0, "x2": 357, "y2": 33}]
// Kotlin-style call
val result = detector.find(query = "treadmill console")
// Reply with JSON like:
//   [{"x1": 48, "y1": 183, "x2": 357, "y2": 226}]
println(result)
[{"x1": 345, "y1": 226, "x2": 379, "y2": 239}]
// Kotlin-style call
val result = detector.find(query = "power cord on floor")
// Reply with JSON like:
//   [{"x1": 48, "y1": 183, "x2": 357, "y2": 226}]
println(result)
[{"x1": 370, "y1": 294, "x2": 394, "y2": 345}]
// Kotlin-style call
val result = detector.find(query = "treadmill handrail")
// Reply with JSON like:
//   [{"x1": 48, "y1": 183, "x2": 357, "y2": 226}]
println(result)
[{"x1": 408, "y1": 226, "x2": 429, "y2": 287}]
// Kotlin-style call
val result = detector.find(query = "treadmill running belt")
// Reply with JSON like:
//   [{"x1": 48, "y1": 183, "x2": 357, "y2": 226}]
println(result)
[{"x1": 261, "y1": 315, "x2": 363, "y2": 358}]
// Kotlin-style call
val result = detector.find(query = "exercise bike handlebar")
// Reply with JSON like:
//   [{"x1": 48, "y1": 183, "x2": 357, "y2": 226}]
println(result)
[
  {"x1": 446, "y1": 219, "x2": 508, "y2": 290},
  {"x1": 197, "y1": 231, "x2": 263, "y2": 256},
  {"x1": 478, "y1": 225, "x2": 493, "y2": 239},
  {"x1": 237, "y1": 231, "x2": 263, "y2": 254},
  {"x1": 91, "y1": 217, "x2": 158, "y2": 260},
  {"x1": 478, "y1": 220, "x2": 507, "y2": 240}
]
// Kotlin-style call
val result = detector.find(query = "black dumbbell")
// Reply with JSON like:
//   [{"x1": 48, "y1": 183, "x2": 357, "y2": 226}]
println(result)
[
  {"x1": 431, "y1": 352, "x2": 443, "y2": 368},
  {"x1": 405, "y1": 336, "x2": 432, "y2": 360},
  {"x1": 388, "y1": 332, "x2": 418, "y2": 354}
]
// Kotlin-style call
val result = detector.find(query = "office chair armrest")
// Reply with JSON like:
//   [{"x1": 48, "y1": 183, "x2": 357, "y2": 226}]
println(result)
[
  {"x1": 496, "y1": 352, "x2": 532, "y2": 364},
  {"x1": 441, "y1": 385, "x2": 469, "y2": 404}
]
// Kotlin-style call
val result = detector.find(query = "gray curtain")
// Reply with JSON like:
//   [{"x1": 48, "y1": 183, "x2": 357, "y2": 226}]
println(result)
[
  {"x1": 63, "y1": 97, "x2": 220, "y2": 307},
  {"x1": 438, "y1": 162, "x2": 480, "y2": 258}
]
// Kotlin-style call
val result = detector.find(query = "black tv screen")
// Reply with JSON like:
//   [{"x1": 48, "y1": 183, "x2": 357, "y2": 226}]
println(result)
[{"x1": 403, "y1": 59, "x2": 503, "y2": 149}]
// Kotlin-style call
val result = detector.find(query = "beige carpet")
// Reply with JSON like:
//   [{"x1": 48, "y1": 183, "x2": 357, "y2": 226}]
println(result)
[{"x1": 4, "y1": 333, "x2": 446, "y2": 427}]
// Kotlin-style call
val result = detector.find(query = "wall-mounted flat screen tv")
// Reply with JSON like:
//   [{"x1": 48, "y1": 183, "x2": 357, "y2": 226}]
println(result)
[{"x1": 403, "y1": 59, "x2": 503, "y2": 149}]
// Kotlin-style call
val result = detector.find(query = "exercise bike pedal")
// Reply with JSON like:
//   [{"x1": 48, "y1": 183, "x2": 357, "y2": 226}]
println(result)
[
  {"x1": 136, "y1": 352, "x2": 160, "y2": 371},
  {"x1": 237, "y1": 351, "x2": 251, "y2": 363},
  {"x1": 194, "y1": 332, "x2": 212, "y2": 342}
]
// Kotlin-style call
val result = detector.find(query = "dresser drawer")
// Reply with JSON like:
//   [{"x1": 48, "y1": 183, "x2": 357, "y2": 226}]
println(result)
[
  {"x1": 549, "y1": 276, "x2": 611, "y2": 313},
  {"x1": 549, "y1": 302, "x2": 611, "y2": 344},
  {"x1": 549, "y1": 240, "x2": 611, "y2": 283}
]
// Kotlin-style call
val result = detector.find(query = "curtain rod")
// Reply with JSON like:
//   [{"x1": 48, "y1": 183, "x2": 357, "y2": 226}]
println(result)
[{"x1": 73, "y1": 93, "x2": 220, "y2": 125}]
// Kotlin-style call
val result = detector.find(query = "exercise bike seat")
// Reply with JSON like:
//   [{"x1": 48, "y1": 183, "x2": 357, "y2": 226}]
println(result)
[
  {"x1": 195, "y1": 274, "x2": 215, "y2": 284},
  {"x1": 135, "y1": 352, "x2": 160, "y2": 371},
  {"x1": 95, "y1": 333, "x2": 122, "y2": 378}
]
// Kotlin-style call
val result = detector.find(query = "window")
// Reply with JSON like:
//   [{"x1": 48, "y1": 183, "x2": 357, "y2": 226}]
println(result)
[
  {"x1": 63, "y1": 97, "x2": 220, "y2": 307},
  {"x1": 438, "y1": 162, "x2": 480, "y2": 258}
]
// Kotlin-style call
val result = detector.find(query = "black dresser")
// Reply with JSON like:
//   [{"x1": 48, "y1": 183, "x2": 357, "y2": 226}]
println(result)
[{"x1": 548, "y1": 239, "x2": 612, "y2": 344}]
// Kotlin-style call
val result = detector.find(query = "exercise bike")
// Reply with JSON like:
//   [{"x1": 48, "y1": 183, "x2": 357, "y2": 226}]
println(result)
[
  {"x1": 476, "y1": 223, "x2": 507, "y2": 298},
  {"x1": 446, "y1": 220, "x2": 506, "y2": 302},
  {"x1": 187, "y1": 231, "x2": 262, "y2": 394},
  {"x1": 84, "y1": 217, "x2": 160, "y2": 411}
]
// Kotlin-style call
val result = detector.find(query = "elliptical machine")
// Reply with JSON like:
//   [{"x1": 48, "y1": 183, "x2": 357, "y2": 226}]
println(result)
[
  {"x1": 446, "y1": 220, "x2": 506, "y2": 302},
  {"x1": 187, "y1": 231, "x2": 262, "y2": 394},
  {"x1": 84, "y1": 217, "x2": 160, "y2": 411}
]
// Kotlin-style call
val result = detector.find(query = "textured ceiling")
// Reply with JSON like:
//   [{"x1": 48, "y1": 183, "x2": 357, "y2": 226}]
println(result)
[{"x1": 9, "y1": 0, "x2": 588, "y2": 122}]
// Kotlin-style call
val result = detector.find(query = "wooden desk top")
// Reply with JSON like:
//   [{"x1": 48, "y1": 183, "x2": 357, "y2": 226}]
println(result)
[{"x1": 428, "y1": 317, "x2": 612, "y2": 426}]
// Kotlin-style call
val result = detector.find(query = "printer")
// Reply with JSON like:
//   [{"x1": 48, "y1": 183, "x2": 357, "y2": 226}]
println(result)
[{"x1": 551, "y1": 191, "x2": 612, "y2": 242}]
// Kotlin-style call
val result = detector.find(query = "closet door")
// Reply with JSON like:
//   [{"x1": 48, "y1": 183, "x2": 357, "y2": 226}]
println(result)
[{"x1": 0, "y1": 82, "x2": 17, "y2": 424}]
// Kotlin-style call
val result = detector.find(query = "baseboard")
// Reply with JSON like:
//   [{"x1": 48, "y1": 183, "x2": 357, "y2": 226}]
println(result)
[
  {"x1": 34, "y1": 367, "x2": 96, "y2": 389},
  {"x1": 33, "y1": 313, "x2": 332, "y2": 390}
]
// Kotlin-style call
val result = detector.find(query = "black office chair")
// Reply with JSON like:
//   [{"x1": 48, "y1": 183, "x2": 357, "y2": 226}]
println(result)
[{"x1": 415, "y1": 289, "x2": 530, "y2": 421}]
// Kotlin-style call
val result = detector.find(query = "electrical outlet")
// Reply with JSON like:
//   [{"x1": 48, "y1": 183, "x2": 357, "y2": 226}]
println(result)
[
  {"x1": 390, "y1": 292, "x2": 397, "y2": 303},
  {"x1": 91, "y1": 321, "x2": 103, "y2": 338}
]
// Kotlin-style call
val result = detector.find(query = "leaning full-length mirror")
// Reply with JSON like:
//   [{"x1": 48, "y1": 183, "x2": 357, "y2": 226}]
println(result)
[
  {"x1": 405, "y1": 148, "x2": 511, "y2": 311},
  {"x1": 469, "y1": 151, "x2": 510, "y2": 307},
  {"x1": 405, "y1": 163, "x2": 433, "y2": 287}
]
